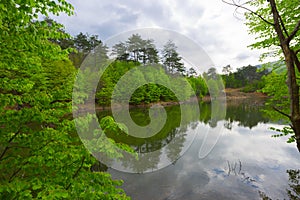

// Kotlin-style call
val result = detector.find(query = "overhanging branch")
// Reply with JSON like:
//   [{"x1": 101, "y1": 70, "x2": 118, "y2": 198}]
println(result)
[
  {"x1": 287, "y1": 19, "x2": 300, "y2": 44},
  {"x1": 66, "y1": 156, "x2": 86, "y2": 190},
  {"x1": 222, "y1": 0, "x2": 274, "y2": 26},
  {"x1": 0, "y1": 131, "x2": 20, "y2": 162},
  {"x1": 278, "y1": 13, "x2": 289, "y2": 37},
  {"x1": 273, "y1": 106, "x2": 291, "y2": 119}
]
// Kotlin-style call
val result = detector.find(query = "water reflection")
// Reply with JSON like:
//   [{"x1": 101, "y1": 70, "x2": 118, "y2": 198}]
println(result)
[
  {"x1": 225, "y1": 100, "x2": 269, "y2": 129},
  {"x1": 97, "y1": 104, "x2": 199, "y2": 172},
  {"x1": 97, "y1": 100, "x2": 269, "y2": 173},
  {"x1": 259, "y1": 169, "x2": 300, "y2": 200},
  {"x1": 97, "y1": 100, "x2": 300, "y2": 199}
]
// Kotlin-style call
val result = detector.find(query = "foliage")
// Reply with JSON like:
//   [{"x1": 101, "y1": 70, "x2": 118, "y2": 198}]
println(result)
[
  {"x1": 244, "y1": 0, "x2": 300, "y2": 60},
  {"x1": 259, "y1": 69, "x2": 297, "y2": 144},
  {"x1": 161, "y1": 40, "x2": 185, "y2": 75},
  {"x1": 222, "y1": 65, "x2": 269, "y2": 91},
  {"x1": 71, "y1": 33, "x2": 108, "y2": 68},
  {"x1": 96, "y1": 61, "x2": 138, "y2": 105},
  {"x1": 95, "y1": 59, "x2": 204, "y2": 106},
  {"x1": 70, "y1": 32, "x2": 108, "y2": 68},
  {"x1": 270, "y1": 127, "x2": 296, "y2": 143},
  {"x1": 0, "y1": 0, "x2": 130, "y2": 199},
  {"x1": 234, "y1": 0, "x2": 300, "y2": 150},
  {"x1": 286, "y1": 169, "x2": 300, "y2": 200},
  {"x1": 203, "y1": 67, "x2": 224, "y2": 98},
  {"x1": 73, "y1": 32, "x2": 102, "y2": 54},
  {"x1": 100, "y1": 116, "x2": 129, "y2": 135},
  {"x1": 112, "y1": 34, "x2": 159, "y2": 64},
  {"x1": 222, "y1": 65, "x2": 232, "y2": 75},
  {"x1": 187, "y1": 76, "x2": 208, "y2": 98},
  {"x1": 260, "y1": 68, "x2": 299, "y2": 143},
  {"x1": 72, "y1": 34, "x2": 206, "y2": 105},
  {"x1": 261, "y1": 71, "x2": 289, "y2": 116},
  {"x1": 259, "y1": 169, "x2": 300, "y2": 200},
  {"x1": 51, "y1": 30, "x2": 108, "y2": 68},
  {"x1": 77, "y1": 114, "x2": 136, "y2": 161},
  {"x1": 207, "y1": 79, "x2": 220, "y2": 98}
]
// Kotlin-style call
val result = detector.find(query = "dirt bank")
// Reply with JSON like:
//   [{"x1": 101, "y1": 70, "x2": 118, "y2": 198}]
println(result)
[
  {"x1": 202, "y1": 88, "x2": 268, "y2": 103},
  {"x1": 225, "y1": 88, "x2": 267, "y2": 99}
]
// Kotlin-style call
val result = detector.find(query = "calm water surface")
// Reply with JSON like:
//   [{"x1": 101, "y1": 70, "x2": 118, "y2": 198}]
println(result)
[{"x1": 98, "y1": 99, "x2": 300, "y2": 200}]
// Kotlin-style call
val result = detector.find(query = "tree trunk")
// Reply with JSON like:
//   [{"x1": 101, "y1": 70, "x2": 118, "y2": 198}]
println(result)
[
  {"x1": 269, "y1": 0, "x2": 300, "y2": 152},
  {"x1": 284, "y1": 47, "x2": 300, "y2": 152}
]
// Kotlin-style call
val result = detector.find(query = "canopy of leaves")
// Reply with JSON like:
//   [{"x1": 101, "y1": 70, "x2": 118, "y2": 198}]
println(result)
[
  {"x1": 221, "y1": 65, "x2": 269, "y2": 91},
  {"x1": 0, "y1": 0, "x2": 130, "y2": 199},
  {"x1": 162, "y1": 40, "x2": 185, "y2": 75},
  {"x1": 245, "y1": 0, "x2": 300, "y2": 60},
  {"x1": 112, "y1": 34, "x2": 159, "y2": 64}
]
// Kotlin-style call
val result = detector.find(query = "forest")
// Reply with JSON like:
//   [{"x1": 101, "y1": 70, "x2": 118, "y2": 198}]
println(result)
[{"x1": 55, "y1": 29, "x2": 274, "y2": 106}]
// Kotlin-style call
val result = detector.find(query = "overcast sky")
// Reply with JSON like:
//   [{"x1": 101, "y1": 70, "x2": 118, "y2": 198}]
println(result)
[{"x1": 54, "y1": 0, "x2": 271, "y2": 72}]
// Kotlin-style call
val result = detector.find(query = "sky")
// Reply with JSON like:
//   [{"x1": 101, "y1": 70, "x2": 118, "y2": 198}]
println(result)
[{"x1": 53, "y1": 0, "x2": 271, "y2": 72}]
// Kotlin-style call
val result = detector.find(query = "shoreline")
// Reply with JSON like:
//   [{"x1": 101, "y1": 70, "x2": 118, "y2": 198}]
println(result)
[
  {"x1": 74, "y1": 88, "x2": 268, "y2": 113},
  {"x1": 91, "y1": 88, "x2": 268, "y2": 111}
]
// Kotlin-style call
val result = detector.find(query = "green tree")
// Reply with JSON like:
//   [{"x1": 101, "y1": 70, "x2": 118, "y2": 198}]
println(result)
[
  {"x1": 222, "y1": 65, "x2": 232, "y2": 75},
  {"x1": 187, "y1": 67, "x2": 197, "y2": 77},
  {"x1": 207, "y1": 79, "x2": 219, "y2": 99},
  {"x1": 0, "y1": 0, "x2": 129, "y2": 199},
  {"x1": 162, "y1": 40, "x2": 185, "y2": 75},
  {"x1": 221, "y1": 65, "x2": 268, "y2": 90},
  {"x1": 187, "y1": 76, "x2": 208, "y2": 98},
  {"x1": 142, "y1": 39, "x2": 159, "y2": 64},
  {"x1": 203, "y1": 67, "x2": 218, "y2": 80},
  {"x1": 45, "y1": 18, "x2": 75, "y2": 50},
  {"x1": 223, "y1": 0, "x2": 300, "y2": 151},
  {"x1": 111, "y1": 42, "x2": 129, "y2": 61},
  {"x1": 70, "y1": 32, "x2": 107, "y2": 68},
  {"x1": 261, "y1": 71, "x2": 289, "y2": 117},
  {"x1": 112, "y1": 35, "x2": 159, "y2": 64},
  {"x1": 127, "y1": 34, "x2": 144, "y2": 62},
  {"x1": 73, "y1": 32, "x2": 102, "y2": 54}
]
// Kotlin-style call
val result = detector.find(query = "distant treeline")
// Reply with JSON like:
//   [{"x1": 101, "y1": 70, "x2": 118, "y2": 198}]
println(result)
[
  {"x1": 221, "y1": 64, "x2": 269, "y2": 92},
  {"x1": 52, "y1": 25, "x2": 271, "y2": 105},
  {"x1": 53, "y1": 30, "x2": 209, "y2": 105}
]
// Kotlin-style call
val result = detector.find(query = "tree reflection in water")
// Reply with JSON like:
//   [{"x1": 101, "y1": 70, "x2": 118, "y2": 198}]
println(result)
[
  {"x1": 95, "y1": 100, "x2": 299, "y2": 199},
  {"x1": 259, "y1": 169, "x2": 300, "y2": 200},
  {"x1": 96, "y1": 99, "x2": 271, "y2": 173}
]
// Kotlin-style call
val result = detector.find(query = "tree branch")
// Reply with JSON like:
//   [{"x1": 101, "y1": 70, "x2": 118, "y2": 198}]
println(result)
[
  {"x1": 278, "y1": 13, "x2": 289, "y2": 38},
  {"x1": 273, "y1": 106, "x2": 291, "y2": 119},
  {"x1": 0, "y1": 131, "x2": 20, "y2": 162},
  {"x1": 50, "y1": 99, "x2": 72, "y2": 104},
  {"x1": 287, "y1": 19, "x2": 300, "y2": 44},
  {"x1": 8, "y1": 161, "x2": 29, "y2": 183},
  {"x1": 66, "y1": 156, "x2": 86, "y2": 190},
  {"x1": 292, "y1": 50, "x2": 300, "y2": 72},
  {"x1": 269, "y1": 0, "x2": 286, "y2": 44},
  {"x1": 222, "y1": 0, "x2": 274, "y2": 26}
]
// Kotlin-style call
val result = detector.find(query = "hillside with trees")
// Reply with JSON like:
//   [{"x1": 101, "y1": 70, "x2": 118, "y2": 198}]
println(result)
[
  {"x1": 63, "y1": 32, "x2": 209, "y2": 106},
  {"x1": 221, "y1": 64, "x2": 269, "y2": 92}
]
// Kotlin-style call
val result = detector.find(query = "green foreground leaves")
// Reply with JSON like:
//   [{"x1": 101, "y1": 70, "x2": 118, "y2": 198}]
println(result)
[{"x1": 0, "y1": 0, "x2": 130, "y2": 199}]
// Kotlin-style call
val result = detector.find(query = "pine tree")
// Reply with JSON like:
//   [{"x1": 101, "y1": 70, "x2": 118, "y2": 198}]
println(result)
[{"x1": 162, "y1": 40, "x2": 185, "y2": 75}]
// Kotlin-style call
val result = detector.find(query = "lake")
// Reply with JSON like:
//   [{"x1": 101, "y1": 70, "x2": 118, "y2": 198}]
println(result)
[{"x1": 97, "y1": 98, "x2": 300, "y2": 200}]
